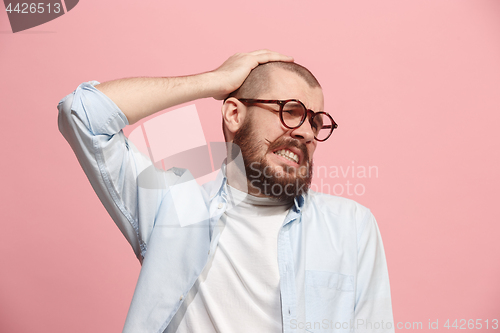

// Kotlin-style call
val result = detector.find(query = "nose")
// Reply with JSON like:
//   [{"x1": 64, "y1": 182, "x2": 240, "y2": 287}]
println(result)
[{"x1": 290, "y1": 117, "x2": 315, "y2": 143}]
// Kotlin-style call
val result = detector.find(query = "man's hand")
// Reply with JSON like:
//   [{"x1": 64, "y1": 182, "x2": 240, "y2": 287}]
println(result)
[{"x1": 210, "y1": 50, "x2": 294, "y2": 100}]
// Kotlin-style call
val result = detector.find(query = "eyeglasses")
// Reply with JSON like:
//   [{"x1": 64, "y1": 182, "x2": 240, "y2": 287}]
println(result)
[{"x1": 236, "y1": 98, "x2": 338, "y2": 142}]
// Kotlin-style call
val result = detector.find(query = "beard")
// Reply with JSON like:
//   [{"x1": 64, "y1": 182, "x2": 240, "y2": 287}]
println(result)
[{"x1": 231, "y1": 114, "x2": 313, "y2": 203}]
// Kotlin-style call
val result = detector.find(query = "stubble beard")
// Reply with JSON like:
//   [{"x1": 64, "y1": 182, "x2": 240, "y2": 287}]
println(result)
[{"x1": 231, "y1": 115, "x2": 313, "y2": 203}]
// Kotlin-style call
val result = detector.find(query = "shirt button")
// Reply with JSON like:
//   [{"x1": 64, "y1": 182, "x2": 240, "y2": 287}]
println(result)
[
  {"x1": 179, "y1": 295, "x2": 183, "y2": 300},
  {"x1": 218, "y1": 203, "x2": 223, "y2": 209}
]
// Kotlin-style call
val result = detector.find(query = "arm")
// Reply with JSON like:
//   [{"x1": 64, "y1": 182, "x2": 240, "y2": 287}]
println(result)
[
  {"x1": 95, "y1": 50, "x2": 294, "y2": 124},
  {"x1": 58, "y1": 50, "x2": 293, "y2": 261},
  {"x1": 355, "y1": 212, "x2": 394, "y2": 332}
]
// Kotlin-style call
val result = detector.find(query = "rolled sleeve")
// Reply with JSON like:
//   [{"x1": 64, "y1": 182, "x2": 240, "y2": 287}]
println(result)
[
  {"x1": 58, "y1": 81, "x2": 169, "y2": 262},
  {"x1": 60, "y1": 81, "x2": 129, "y2": 135}
]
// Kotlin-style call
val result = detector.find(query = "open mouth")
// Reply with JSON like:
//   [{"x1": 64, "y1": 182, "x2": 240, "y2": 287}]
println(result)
[{"x1": 273, "y1": 148, "x2": 300, "y2": 164}]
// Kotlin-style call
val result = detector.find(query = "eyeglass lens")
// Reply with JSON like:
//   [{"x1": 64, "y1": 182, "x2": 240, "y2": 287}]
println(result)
[{"x1": 282, "y1": 101, "x2": 333, "y2": 141}]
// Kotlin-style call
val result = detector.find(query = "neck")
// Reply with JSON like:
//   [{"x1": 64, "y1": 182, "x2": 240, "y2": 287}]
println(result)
[{"x1": 226, "y1": 158, "x2": 264, "y2": 197}]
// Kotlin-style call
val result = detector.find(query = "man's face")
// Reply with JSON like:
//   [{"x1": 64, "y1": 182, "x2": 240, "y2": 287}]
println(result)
[{"x1": 232, "y1": 68, "x2": 324, "y2": 202}]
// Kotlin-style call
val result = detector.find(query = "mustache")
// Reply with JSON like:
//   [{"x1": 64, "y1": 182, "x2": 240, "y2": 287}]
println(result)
[{"x1": 265, "y1": 137, "x2": 309, "y2": 164}]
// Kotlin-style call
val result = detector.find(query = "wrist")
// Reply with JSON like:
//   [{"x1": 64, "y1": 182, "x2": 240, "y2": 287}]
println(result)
[{"x1": 195, "y1": 71, "x2": 229, "y2": 99}]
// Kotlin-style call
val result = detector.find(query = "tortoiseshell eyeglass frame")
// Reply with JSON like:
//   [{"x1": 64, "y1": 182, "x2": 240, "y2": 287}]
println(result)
[{"x1": 230, "y1": 98, "x2": 338, "y2": 142}]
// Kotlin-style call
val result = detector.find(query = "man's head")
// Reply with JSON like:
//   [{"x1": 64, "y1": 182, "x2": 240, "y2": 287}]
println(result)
[{"x1": 221, "y1": 61, "x2": 324, "y2": 202}]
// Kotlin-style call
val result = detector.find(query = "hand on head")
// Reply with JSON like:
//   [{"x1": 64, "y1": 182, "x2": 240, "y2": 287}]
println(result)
[{"x1": 211, "y1": 50, "x2": 294, "y2": 101}]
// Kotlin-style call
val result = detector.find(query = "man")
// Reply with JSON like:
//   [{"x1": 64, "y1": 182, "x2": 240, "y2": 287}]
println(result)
[{"x1": 58, "y1": 50, "x2": 394, "y2": 333}]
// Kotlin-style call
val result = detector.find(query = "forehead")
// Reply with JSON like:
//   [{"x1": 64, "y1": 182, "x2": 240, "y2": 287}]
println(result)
[{"x1": 259, "y1": 67, "x2": 324, "y2": 111}]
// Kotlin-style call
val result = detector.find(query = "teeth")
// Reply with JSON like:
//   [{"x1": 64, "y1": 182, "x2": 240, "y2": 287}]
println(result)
[{"x1": 274, "y1": 149, "x2": 299, "y2": 164}]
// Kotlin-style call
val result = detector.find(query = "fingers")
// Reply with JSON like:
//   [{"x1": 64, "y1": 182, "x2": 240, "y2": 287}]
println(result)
[
  {"x1": 248, "y1": 49, "x2": 294, "y2": 64},
  {"x1": 256, "y1": 52, "x2": 294, "y2": 65},
  {"x1": 249, "y1": 49, "x2": 274, "y2": 56}
]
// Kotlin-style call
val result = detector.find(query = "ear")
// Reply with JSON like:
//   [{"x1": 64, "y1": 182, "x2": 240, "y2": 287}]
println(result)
[{"x1": 221, "y1": 98, "x2": 247, "y2": 138}]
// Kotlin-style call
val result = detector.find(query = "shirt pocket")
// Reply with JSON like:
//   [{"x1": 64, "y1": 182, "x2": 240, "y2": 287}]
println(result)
[{"x1": 305, "y1": 270, "x2": 355, "y2": 333}]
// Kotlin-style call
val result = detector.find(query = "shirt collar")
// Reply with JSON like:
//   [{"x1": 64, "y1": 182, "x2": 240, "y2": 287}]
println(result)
[
  {"x1": 207, "y1": 160, "x2": 227, "y2": 201},
  {"x1": 293, "y1": 193, "x2": 306, "y2": 213}
]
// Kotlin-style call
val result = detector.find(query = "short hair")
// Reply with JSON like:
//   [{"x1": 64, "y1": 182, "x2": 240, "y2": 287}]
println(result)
[
  {"x1": 227, "y1": 61, "x2": 321, "y2": 99},
  {"x1": 223, "y1": 61, "x2": 321, "y2": 141}
]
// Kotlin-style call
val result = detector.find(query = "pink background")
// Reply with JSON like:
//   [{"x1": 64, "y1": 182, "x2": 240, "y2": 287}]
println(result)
[{"x1": 1, "y1": 0, "x2": 499, "y2": 331}]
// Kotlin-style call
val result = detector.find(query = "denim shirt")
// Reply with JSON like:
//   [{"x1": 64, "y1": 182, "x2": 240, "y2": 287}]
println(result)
[{"x1": 58, "y1": 82, "x2": 394, "y2": 333}]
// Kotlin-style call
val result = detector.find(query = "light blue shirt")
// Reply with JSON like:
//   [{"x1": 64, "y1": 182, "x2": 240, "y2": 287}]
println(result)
[{"x1": 58, "y1": 82, "x2": 394, "y2": 333}]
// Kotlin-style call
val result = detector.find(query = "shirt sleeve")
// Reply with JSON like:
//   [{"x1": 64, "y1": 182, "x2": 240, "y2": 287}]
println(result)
[
  {"x1": 355, "y1": 210, "x2": 395, "y2": 332},
  {"x1": 57, "y1": 81, "x2": 178, "y2": 262}
]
